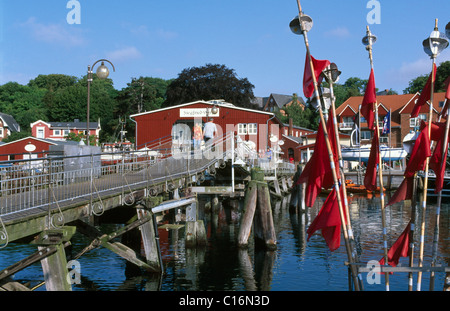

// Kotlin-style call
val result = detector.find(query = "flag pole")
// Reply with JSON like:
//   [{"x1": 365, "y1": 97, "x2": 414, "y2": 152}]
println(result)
[
  {"x1": 324, "y1": 65, "x2": 364, "y2": 290},
  {"x1": 417, "y1": 19, "x2": 440, "y2": 291},
  {"x1": 429, "y1": 101, "x2": 449, "y2": 290},
  {"x1": 295, "y1": 0, "x2": 361, "y2": 291},
  {"x1": 364, "y1": 25, "x2": 390, "y2": 291}
]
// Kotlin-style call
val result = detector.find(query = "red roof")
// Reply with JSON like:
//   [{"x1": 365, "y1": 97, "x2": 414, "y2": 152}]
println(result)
[{"x1": 336, "y1": 92, "x2": 447, "y2": 127}]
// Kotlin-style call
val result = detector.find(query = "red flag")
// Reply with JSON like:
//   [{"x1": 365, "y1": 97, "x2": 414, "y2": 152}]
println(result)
[
  {"x1": 410, "y1": 63, "x2": 437, "y2": 118},
  {"x1": 379, "y1": 222, "x2": 411, "y2": 272},
  {"x1": 361, "y1": 69, "x2": 376, "y2": 130},
  {"x1": 386, "y1": 177, "x2": 414, "y2": 207},
  {"x1": 428, "y1": 122, "x2": 449, "y2": 193},
  {"x1": 404, "y1": 123, "x2": 431, "y2": 178},
  {"x1": 296, "y1": 116, "x2": 339, "y2": 207},
  {"x1": 364, "y1": 129, "x2": 379, "y2": 191},
  {"x1": 303, "y1": 53, "x2": 331, "y2": 98},
  {"x1": 307, "y1": 186, "x2": 346, "y2": 252},
  {"x1": 445, "y1": 76, "x2": 450, "y2": 100},
  {"x1": 441, "y1": 76, "x2": 450, "y2": 119}
]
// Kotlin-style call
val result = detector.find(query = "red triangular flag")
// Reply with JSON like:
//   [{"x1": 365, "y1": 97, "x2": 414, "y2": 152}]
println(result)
[
  {"x1": 428, "y1": 122, "x2": 449, "y2": 193},
  {"x1": 441, "y1": 76, "x2": 450, "y2": 119},
  {"x1": 404, "y1": 122, "x2": 431, "y2": 178},
  {"x1": 364, "y1": 129, "x2": 379, "y2": 191},
  {"x1": 303, "y1": 53, "x2": 331, "y2": 98},
  {"x1": 361, "y1": 69, "x2": 376, "y2": 130},
  {"x1": 445, "y1": 76, "x2": 450, "y2": 100},
  {"x1": 306, "y1": 186, "x2": 346, "y2": 252},
  {"x1": 410, "y1": 63, "x2": 437, "y2": 118},
  {"x1": 379, "y1": 222, "x2": 411, "y2": 272},
  {"x1": 296, "y1": 116, "x2": 339, "y2": 207},
  {"x1": 386, "y1": 177, "x2": 414, "y2": 207}
]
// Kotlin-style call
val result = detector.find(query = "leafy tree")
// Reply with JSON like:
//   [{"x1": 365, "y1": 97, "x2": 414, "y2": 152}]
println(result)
[
  {"x1": 403, "y1": 61, "x2": 450, "y2": 94},
  {"x1": 65, "y1": 132, "x2": 97, "y2": 146},
  {"x1": 2, "y1": 130, "x2": 31, "y2": 143},
  {"x1": 283, "y1": 102, "x2": 319, "y2": 130},
  {"x1": 164, "y1": 64, "x2": 255, "y2": 108},
  {"x1": 0, "y1": 82, "x2": 47, "y2": 131},
  {"x1": 28, "y1": 74, "x2": 77, "y2": 91}
]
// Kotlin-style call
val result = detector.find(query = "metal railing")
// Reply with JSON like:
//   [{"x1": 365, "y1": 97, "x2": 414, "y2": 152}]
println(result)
[{"x1": 0, "y1": 132, "x2": 235, "y2": 219}]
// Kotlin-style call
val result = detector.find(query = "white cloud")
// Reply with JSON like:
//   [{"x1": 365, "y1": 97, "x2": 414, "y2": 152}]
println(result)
[
  {"x1": 106, "y1": 46, "x2": 143, "y2": 62},
  {"x1": 324, "y1": 27, "x2": 351, "y2": 38},
  {"x1": 20, "y1": 17, "x2": 86, "y2": 47},
  {"x1": 155, "y1": 28, "x2": 178, "y2": 40},
  {"x1": 385, "y1": 49, "x2": 450, "y2": 92}
]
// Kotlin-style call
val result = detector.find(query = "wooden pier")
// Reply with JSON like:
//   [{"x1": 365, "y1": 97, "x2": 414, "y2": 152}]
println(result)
[{"x1": 0, "y1": 133, "x2": 296, "y2": 291}]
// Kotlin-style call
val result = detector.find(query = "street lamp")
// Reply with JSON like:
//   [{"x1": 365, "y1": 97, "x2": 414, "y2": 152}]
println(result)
[
  {"x1": 86, "y1": 59, "x2": 115, "y2": 146},
  {"x1": 422, "y1": 20, "x2": 449, "y2": 59}
]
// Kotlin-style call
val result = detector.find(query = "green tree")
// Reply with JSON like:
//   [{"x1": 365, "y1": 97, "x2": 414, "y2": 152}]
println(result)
[
  {"x1": 164, "y1": 64, "x2": 255, "y2": 108},
  {"x1": 28, "y1": 74, "x2": 77, "y2": 90},
  {"x1": 0, "y1": 82, "x2": 47, "y2": 131},
  {"x1": 403, "y1": 61, "x2": 450, "y2": 94}
]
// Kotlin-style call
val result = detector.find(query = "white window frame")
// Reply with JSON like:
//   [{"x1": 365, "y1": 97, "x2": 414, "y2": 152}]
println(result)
[
  {"x1": 248, "y1": 123, "x2": 257, "y2": 135},
  {"x1": 238, "y1": 123, "x2": 247, "y2": 135},
  {"x1": 37, "y1": 127, "x2": 45, "y2": 139},
  {"x1": 63, "y1": 129, "x2": 70, "y2": 136},
  {"x1": 54, "y1": 129, "x2": 61, "y2": 136},
  {"x1": 361, "y1": 130, "x2": 372, "y2": 140},
  {"x1": 410, "y1": 113, "x2": 427, "y2": 128}
]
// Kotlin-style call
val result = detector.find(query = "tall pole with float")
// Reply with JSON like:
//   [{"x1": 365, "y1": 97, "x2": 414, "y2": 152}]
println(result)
[
  {"x1": 362, "y1": 25, "x2": 390, "y2": 291},
  {"x1": 416, "y1": 19, "x2": 448, "y2": 291},
  {"x1": 290, "y1": 0, "x2": 361, "y2": 291}
]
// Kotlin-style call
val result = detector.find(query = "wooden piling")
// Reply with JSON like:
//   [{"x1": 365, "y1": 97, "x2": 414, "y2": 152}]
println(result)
[
  {"x1": 185, "y1": 199, "x2": 207, "y2": 248},
  {"x1": 237, "y1": 181, "x2": 258, "y2": 248},
  {"x1": 254, "y1": 182, "x2": 277, "y2": 250},
  {"x1": 32, "y1": 227, "x2": 76, "y2": 291},
  {"x1": 137, "y1": 207, "x2": 162, "y2": 273},
  {"x1": 238, "y1": 168, "x2": 277, "y2": 250}
]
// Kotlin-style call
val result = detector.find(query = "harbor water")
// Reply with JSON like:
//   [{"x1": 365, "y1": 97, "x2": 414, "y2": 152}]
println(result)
[{"x1": 0, "y1": 192, "x2": 448, "y2": 291}]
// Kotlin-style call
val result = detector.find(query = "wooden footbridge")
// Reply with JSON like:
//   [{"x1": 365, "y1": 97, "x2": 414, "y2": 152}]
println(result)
[{"x1": 0, "y1": 132, "x2": 296, "y2": 291}]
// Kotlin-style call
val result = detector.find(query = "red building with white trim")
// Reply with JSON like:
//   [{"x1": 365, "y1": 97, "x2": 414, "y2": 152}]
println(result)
[
  {"x1": 131, "y1": 100, "x2": 286, "y2": 154},
  {"x1": 30, "y1": 119, "x2": 101, "y2": 144}
]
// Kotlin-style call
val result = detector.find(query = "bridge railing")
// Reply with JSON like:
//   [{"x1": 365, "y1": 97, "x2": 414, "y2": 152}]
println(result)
[{"x1": 0, "y1": 132, "x2": 235, "y2": 218}]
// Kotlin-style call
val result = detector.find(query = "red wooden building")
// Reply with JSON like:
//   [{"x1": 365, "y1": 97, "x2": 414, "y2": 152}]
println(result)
[
  {"x1": 0, "y1": 137, "x2": 81, "y2": 161},
  {"x1": 131, "y1": 100, "x2": 286, "y2": 154}
]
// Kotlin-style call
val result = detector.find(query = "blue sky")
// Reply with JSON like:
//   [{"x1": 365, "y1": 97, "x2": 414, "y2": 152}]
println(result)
[{"x1": 0, "y1": 0, "x2": 449, "y2": 98}]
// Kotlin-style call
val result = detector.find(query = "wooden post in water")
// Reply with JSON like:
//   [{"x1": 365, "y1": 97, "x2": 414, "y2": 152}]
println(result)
[
  {"x1": 238, "y1": 180, "x2": 258, "y2": 248},
  {"x1": 185, "y1": 198, "x2": 207, "y2": 248},
  {"x1": 254, "y1": 181, "x2": 277, "y2": 250},
  {"x1": 273, "y1": 179, "x2": 282, "y2": 197},
  {"x1": 33, "y1": 227, "x2": 76, "y2": 291},
  {"x1": 137, "y1": 205, "x2": 162, "y2": 273},
  {"x1": 238, "y1": 168, "x2": 277, "y2": 250}
]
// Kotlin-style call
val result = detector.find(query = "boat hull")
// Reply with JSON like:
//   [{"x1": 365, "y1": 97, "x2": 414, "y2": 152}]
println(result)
[{"x1": 341, "y1": 147, "x2": 407, "y2": 163}]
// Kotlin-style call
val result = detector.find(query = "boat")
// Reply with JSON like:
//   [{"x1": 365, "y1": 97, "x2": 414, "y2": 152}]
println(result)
[
  {"x1": 418, "y1": 170, "x2": 450, "y2": 197},
  {"x1": 344, "y1": 179, "x2": 385, "y2": 194},
  {"x1": 341, "y1": 145, "x2": 408, "y2": 163},
  {"x1": 402, "y1": 130, "x2": 419, "y2": 154}
]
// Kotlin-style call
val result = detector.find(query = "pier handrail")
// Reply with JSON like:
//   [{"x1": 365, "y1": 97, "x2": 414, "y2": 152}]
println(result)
[{"x1": 0, "y1": 131, "x2": 235, "y2": 220}]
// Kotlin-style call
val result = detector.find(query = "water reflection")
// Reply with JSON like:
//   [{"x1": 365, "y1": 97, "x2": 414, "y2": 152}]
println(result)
[{"x1": 0, "y1": 191, "x2": 448, "y2": 291}]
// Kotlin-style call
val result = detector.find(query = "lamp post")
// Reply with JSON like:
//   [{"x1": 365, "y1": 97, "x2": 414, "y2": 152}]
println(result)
[
  {"x1": 86, "y1": 59, "x2": 115, "y2": 146},
  {"x1": 417, "y1": 19, "x2": 448, "y2": 291}
]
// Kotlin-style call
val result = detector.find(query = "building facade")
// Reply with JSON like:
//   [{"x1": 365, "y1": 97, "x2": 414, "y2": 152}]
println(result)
[
  {"x1": 30, "y1": 119, "x2": 101, "y2": 143},
  {"x1": 335, "y1": 92, "x2": 447, "y2": 147},
  {"x1": 0, "y1": 112, "x2": 20, "y2": 142},
  {"x1": 131, "y1": 100, "x2": 289, "y2": 155}
]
